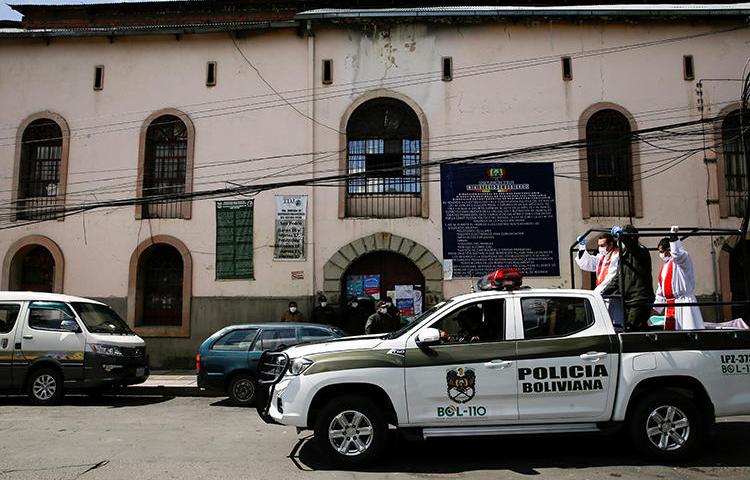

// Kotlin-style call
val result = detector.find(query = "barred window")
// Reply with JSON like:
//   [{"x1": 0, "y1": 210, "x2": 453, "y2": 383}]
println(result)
[
  {"x1": 139, "y1": 244, "x2": 183, "y2": 327},
  {"x1": 722, "y1": 110, "x2": 748, "y2": 217},
  {"x1": 346, "y1": 98, "x2": 422, "y2": 217},
  {"x1": 18, "y1": 119, "x2": 63, "y2": 220},
  {"x1": 143, "y1": 115, "x2": 188, "y2": 219},
  {"x1": 586, "y1": 109, "x2": 634, "y2": 217}
]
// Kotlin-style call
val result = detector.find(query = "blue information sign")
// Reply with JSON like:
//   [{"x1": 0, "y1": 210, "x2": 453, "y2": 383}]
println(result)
[{"x1": 441, "y1": 163, "x2": 560, "y2": 278}]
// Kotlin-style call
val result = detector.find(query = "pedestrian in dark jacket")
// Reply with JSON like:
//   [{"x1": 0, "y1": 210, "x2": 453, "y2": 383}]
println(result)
[
  {"x1": 311, "y1": 295, "x2": 337, "y2": 326},
  {"x1": 601, "y1": 225, "x2": 655, "y2": 332},
  {"x1": 384, "y1": 296, "x2": 401, "y2": 326},
  {"x1": 280, "y1": 301, "x2": 305, "y2": 323},
  {"x1": 365, "y1": 301, "x2": 400, "y2": 334},
  {"x1": 343, "y1": 298, "x2": 370, "y2": 335}
]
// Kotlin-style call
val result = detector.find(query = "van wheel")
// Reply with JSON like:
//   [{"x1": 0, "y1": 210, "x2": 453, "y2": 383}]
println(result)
[
  {"x1": 628, "y1": 391, "x2": 704, "y2": 461},
  {"x1": 27, "y1": 369, "x2": 63, "y2": 406},
  {"x1": 228, "y1": 374, "x2": 256, "y2": 406},
  {"x1": 313, "y1": 395, "x2": 387, "y2": 468}
]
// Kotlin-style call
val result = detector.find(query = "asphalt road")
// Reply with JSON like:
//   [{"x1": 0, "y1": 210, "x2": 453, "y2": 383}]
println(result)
[{"x1": 0, "y1": 395, "x2": 749, "y2": 480}]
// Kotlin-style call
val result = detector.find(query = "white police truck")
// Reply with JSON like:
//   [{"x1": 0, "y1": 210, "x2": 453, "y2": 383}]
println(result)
[{"x1": 257, "y1": 271, "x2": 750, "y2": 467}]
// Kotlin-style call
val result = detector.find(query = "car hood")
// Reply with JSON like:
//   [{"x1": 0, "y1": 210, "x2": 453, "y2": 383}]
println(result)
[{"x1": 283, "y1": 334, "x2": 386, "y2": 358}]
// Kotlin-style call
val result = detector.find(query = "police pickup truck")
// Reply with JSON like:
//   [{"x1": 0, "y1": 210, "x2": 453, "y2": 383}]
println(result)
[{"x1": 257, "y1": 271, "x2": 750, "y2": 467}]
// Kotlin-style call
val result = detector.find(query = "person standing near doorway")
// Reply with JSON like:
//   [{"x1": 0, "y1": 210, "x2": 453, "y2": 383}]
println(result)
[
  {"x1": 280, "y1": 301, "x2": 305, "y2": 323},
  {"x1": 311, "y1": 295, "x2": 337, "y2": 326}
]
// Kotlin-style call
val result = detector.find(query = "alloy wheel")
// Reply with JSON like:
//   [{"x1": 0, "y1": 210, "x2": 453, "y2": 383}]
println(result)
[
  {"x1": 328, "y1": 410, "x2": 374, "y2": 457},
  {"x1": 645, "y1": 405, "x2": 691, "y2": 451},
  {"x1": 32, "y1": 374, "x2": 57, "y2": 401}
]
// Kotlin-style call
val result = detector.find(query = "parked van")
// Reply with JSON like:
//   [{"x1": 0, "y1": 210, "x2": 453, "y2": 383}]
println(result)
[{"x1": 0, "y1": 292, "x2": 149, "y2": 405}]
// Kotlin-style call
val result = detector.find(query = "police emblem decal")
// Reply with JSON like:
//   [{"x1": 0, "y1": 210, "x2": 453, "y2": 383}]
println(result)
[{"x1": 446, "y1": 367, "x2": 476, "y2": 404}]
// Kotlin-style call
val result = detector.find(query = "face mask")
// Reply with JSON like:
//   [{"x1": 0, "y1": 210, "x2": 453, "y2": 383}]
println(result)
[
  {"x1": 351, "y1": 302, "x2": 358, "y2": 308},
  {"x1": 320, "y1": 302, "x2": 327, "y2": 308},
  {"x1": 378, "y1": 308, "x2": 388, "y2": 314},
  {"x1": 659, "y1": 253, "x2": 669, "y2": 263},
  {"x1": 289, "y1": 307, "x2": 297, "y2": 313},
  {"x1": 598, "y1": 246, "x2": 608, "y2": 255}
]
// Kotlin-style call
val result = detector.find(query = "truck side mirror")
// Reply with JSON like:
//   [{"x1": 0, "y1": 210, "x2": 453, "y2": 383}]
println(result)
[
  {"x1": 60, "y1": 319, "x2": 81, "y2": 333},
  {"x1": 415, "y1": 327, "x2": 441, "y2": 348}
]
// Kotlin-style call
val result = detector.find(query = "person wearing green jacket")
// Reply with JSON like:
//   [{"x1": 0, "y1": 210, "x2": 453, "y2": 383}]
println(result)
[{"x1": 601, "y1": 225, "x2": 655, "y2": 332}]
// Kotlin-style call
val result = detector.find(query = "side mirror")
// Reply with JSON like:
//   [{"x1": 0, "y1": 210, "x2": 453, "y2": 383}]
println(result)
[
  {"x1": 415, "y1": 327, "x2": 441, "y2": 348},
  {"x1": 60, "y1": 319, "x2": 80, "y2": 333}
]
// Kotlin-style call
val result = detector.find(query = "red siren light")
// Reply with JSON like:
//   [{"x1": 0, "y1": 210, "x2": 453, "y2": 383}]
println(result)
[{"x1": 477, "y1": 268, "x2": 523, "y2": 291}]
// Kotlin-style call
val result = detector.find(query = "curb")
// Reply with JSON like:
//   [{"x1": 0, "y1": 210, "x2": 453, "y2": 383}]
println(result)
[{"x1": 118, "y1": 386, "x2": 221, "y2": 398}]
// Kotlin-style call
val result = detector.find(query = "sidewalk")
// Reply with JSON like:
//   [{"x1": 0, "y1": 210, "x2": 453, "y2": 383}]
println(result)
[{"x1": 121, "y1": 370, "x2": 216, "y2": 397}]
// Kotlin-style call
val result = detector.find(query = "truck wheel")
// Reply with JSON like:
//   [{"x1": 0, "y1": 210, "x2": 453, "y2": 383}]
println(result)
[
  {"x1": 27, "y1": 368, "x2": 64, "y2": 406},
  {"x1": 628, "y1": 391, "x2": 705, "y2": 461},
  {"x1": 228, "y1": 374, "x2": 256, "y2": 406},
  {"x1": 313, "y1": 395, "x2": 387, "y2": 468}
]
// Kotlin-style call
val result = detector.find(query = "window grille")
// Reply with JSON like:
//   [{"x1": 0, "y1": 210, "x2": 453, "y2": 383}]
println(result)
[
  {"x1": 143, "y1": 115, "x2": 188, "y2": 219},
  {"x1": 722, "y1": 110, "x2": 748, "y2": 217},
  {"x1": 345, "y1": 98, "x2": 422, "y2": 217},
  {"x1": 585, "y1": 109, "x2": 634, "y2": 217},
  {"x1": 140, "y1": 245, "x2": 183, "y2": 326},
  {"x1": 17, "y1": 119, "x2": 63, "y2": 220}
]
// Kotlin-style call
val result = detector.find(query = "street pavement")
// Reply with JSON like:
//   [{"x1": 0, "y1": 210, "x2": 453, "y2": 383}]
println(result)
[{"x1": 0, "y1": 395, "x2": 748, "y2": 480}]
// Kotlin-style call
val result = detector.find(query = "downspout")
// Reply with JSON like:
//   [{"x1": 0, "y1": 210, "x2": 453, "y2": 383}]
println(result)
[{"x1": 307, "y1": 20, "x2": 317, "y2": 305}]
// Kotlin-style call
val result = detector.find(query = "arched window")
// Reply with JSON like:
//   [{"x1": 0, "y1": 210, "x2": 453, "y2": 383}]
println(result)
[
  {"x1": 142, "y1": 115, "x2": 189, "y2": 219},
  {"x1": 17, "y1": 119, "x2": 64, "y2": 220},
  {"x1": 345, "y1": 97, "x2": 422, "y2": 217},
  {"x1": 137, "y1": 244, "x2": 184, "y2": 327},
  {"x1": 585, "y1": 109, "x2": 634, "y2": 217},
  {"x1": 9, "y1": 245, "x2": 55, "y2": 292},
  {"x1": 721, "y1": 110, "x2": 748, "y2": 217}
]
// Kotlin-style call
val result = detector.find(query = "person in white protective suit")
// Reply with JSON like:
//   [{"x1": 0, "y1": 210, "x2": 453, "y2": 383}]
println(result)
[
  {"x1": 576, "y1": 233, "x2": 620, "y2": 293},
  {"x1": 654, "y1": 226, "x2": 705, "y2": 330}
]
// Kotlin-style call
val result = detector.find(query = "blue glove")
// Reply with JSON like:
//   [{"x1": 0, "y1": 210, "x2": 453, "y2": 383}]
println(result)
[
  {"x1": 611, "y1": 226, "x2": 623, "y2": 238},
  {"x1": 577, "y1": 235, "x2": 586, "y2": 247}
]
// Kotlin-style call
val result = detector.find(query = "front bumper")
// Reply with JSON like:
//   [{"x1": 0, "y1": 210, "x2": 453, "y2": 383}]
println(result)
[
  {"x1": 83, "y1": 352, "x2": 150, "y2": 388},
  {"x1": 256, "y1": 351, "x2": 307, "y2": 427}
]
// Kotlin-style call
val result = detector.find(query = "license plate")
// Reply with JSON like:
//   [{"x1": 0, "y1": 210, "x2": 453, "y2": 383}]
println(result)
[{"x1": 136, "y1": 368, "x2": 145, "y2": 377}]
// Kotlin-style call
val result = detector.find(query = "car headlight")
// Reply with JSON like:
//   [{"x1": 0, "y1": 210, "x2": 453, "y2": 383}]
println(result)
[
  {"x1": 86, "y1": 343, "x2": 125, "y2": 357},
  {"x1": 287, "y1": 357, "x2": 313, "y2": 376}
]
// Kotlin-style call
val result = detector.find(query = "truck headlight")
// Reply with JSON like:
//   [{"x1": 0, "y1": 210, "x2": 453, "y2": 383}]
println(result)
[
  {"x1": 287, "y1": 357, "x2": 313, "y2": 376},
  {"x1": 86, "y1": 343, "x2": 125, "y2": 357}
]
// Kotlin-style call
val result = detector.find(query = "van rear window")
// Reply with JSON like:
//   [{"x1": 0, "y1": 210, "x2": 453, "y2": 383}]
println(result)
[{"x1": 0, "y1": 304, "x2": 20, "y2": 334}]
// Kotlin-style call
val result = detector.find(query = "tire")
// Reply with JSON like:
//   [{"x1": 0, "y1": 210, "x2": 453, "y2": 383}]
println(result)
[
  {"x1": 27, "y1": 368, "x2": 64, "y2": 406},
  {"x1": 227, "y1": 374, "x2": 256, "y2": 406},
  {"x1": 628, "y1": 390, "x2": 705, "y2": 461},
  {"x1": 313, "y1": 395, "x2": 387, "y2": 468}
]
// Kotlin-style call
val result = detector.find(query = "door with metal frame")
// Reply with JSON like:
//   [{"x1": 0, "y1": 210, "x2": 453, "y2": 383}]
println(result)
[
  {"x1": 514, "y1": 296, "x2": 617, "y2": 421},
  {"x1": 0, "y1": 303, "x2": 22, "y2": 389},
  {"x1": 20, "y1": 301, "x2": 86, "y2": 384},
  {"x1": 404, "y1": 298, "x2": 518, "y2": 426}
]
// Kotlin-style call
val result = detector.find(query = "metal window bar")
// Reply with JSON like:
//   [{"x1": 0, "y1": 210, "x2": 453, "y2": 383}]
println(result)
[
  {"x1": 141, "y1": 246, "x2": 183, "y2": 327},
  {"x1": 723, "y1": 112, "x2": 748, "y2": 217},
  {"x1": 346, "y1": 138, "x2": 422, "y2": 218},
  {"x1": 586, "y1": 110, "x2": 634, "y2": 218},
  {"x1": 143, "y1": 116, "x2": 188, "y2": 219},
  {"x1": 17, "y1": 121, "x2": 63, "y2": 220}
]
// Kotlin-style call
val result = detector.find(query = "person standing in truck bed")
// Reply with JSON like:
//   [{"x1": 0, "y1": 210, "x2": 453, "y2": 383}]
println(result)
[{"x1": 602, "y1": 225, "x2": 655, "y2": 332}]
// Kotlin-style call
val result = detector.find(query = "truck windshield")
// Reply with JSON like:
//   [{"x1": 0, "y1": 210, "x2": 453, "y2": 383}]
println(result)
[
  {"x1": 71, "y1": 302, "x2": 133, "y2": 335},
  {"x1": 386, "y1": 301, "x2": 451, "y2": 339}
]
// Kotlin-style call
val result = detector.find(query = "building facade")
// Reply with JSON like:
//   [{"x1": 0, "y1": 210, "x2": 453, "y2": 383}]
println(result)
[{"x1": 0, "y1": 1, "x2": 748, "y2": 366}]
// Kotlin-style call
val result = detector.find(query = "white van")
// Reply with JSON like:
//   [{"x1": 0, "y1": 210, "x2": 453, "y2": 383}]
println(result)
[{"x1": 0, "y1": 292, "x2": 149, "y2": 405}]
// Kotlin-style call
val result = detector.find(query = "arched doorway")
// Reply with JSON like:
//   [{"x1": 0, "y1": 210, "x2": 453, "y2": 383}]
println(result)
[
  {"x1": 342, "y1": 251, "x2": 425, "y2": 315},
  {"x1": 322, "y1": 232, "x2": 442, "y2": 312},
  {"x1": 9, "y1": 245, "x2": 55, "y2": 292},
  {"x1": 136, "y1": 244, "x2": 184, "y2": 327}
]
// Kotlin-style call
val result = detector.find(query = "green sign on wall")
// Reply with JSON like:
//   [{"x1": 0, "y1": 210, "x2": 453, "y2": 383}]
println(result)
[{"x1": 216, "y1": 200, "x2": 254, "y2": 280}]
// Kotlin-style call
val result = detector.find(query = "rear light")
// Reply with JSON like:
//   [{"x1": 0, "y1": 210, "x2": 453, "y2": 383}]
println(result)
[{"x1": 195, "y1": 354, "x2": 201, "y2": 373}]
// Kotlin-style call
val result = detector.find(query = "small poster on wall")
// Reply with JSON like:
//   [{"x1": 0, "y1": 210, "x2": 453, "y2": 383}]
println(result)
[
  {"x1": 363, "y1": 275, "x2": 381, "y2": 300},
  {"x1": 346, "y1": 275, "x2": 364, "y2": 299},
  {"x1": 395, "y1": 284, "x2": 415, "y2": 317}
]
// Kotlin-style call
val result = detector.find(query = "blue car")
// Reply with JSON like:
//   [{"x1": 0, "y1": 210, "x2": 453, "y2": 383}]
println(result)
[{"x1": 196, "y1": 323, "x2": 345, "y2": 405}]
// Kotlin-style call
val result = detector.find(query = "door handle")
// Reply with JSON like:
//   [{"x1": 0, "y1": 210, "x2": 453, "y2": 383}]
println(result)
[
  {"x1": 484, "y1": 359, "x2": 513, "y2": 369},
  {"x1": 22, "y1": 334, "x2": 33, "y2": 340},
  {"x1": 1, "y1": 339, "x2": 7, "y2": 349},
  {"x1": 580, "y1": 351, "x2": 607, "y2": 362}
]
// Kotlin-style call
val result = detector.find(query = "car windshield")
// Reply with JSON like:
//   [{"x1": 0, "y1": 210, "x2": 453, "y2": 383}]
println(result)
[
  {"x1": 71, "y1": 302, "x2": 133, "y2": 334},
  {"x1": 385, "y1": 301, "x2": 450, "y2": 339}
]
